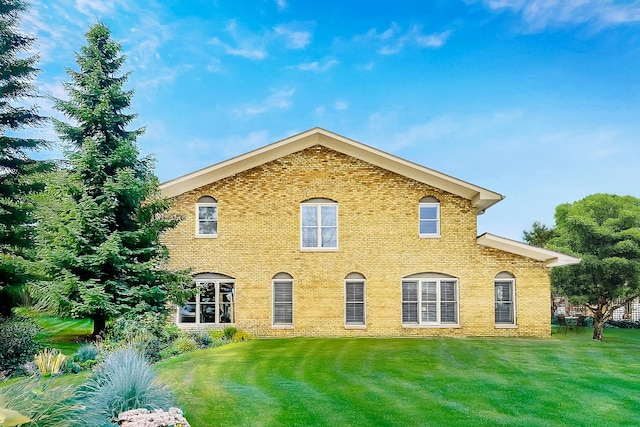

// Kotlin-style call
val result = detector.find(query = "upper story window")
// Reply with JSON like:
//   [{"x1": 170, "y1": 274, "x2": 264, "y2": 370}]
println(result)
[
  {"x1": 419, "y1": 196, "x2": 440, "y2": 238},
  {"x1": 495, "y1": 272, "x2": 516, "y2": 327},
  {"x1": 402, "y1": 273, "x2": 458, "y2": 327},
  {"x1": 196, "y1": 196, "x2": 217, "y2": 237},
  {"x1": 178, "y1": 273, "x2": 235, "y2": 325},
  {"x1": 301, "y1": 198, "x2": 338, "y2": 250}
]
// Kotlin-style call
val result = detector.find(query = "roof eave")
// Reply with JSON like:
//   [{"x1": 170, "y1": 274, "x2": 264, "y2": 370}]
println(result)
[{"x1": 477, "y1": 233, "x2": 581, "y2": 267}]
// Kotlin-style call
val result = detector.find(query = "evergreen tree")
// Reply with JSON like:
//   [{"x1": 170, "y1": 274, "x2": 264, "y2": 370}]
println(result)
[
  {"x1": 0, "y1": 0, "x2": 51, "y2": 316},
  {"x1": 33, "y1": 23, "x2": 190, "y2": 336}
]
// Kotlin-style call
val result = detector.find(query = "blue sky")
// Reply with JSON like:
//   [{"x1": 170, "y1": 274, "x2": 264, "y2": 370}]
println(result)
[{"x1": 20, "y1": 0, "x2": 640, "y2": 241}]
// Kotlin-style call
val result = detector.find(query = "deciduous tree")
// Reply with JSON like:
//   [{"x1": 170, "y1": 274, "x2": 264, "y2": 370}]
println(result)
[
  {"x1": 33, "y1": 23, "x2": 190, "y2": 337},
  {"x1": 550, "y1": 194, "x2": 640, "y2": 340}
]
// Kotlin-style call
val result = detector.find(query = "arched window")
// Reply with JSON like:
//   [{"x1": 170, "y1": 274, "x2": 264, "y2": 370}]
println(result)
[
  {"x1": 178, "y1": 273, "x2": 234, "y2": 325},
  {"x1": 300, "y1": 198, "x2": 338, "y2": 250},
  {"x1": 402, "y1": 272, "x2": 458, "y2": 326},
  {"x1": 345, "y1": 273, "x2": 366, "y2": 327},
  {"x1": 419, "y1": 196, "x2": 440, "y2": 238},
  {"x1": 273, "y1": 272, "x2": 293, "y2": 326},
  {"x1": 196, "y1": 196, "x2": 217, "y2": 237},
  {"x1": 495, "y1": 271, "x2": 516, "y2": 326}
]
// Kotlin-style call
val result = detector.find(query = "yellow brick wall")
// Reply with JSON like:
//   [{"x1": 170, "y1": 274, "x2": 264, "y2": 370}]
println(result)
[{"x1": 164, "y1": 145, "x2": 551, "y2": 337}]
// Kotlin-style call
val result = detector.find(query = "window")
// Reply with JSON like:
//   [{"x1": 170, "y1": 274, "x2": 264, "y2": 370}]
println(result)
[
  {"x1": 495, "y1": 272, "x2": 516, "y2": 326},
  {"x1": 301, "y1": 199, "x2": 337, "y2": 249},
  {"x1": 273, "y1": 273, "x2": 293, "y2": 326},
  {"x1": 419, "y1": 196, "x2": 440, "y2": 238},
  {"x1": 345, "y1": 273, "x2": 365, "y2": 326},
  {"x1": 402, "y1": 274, "x2": 458, "y2": 326},
  {"x1": 178, "y1": 274, "x2": 235, "y2": 325},
  {"x1": 196, "y1": 196, "x2": 217, "y2": 237}
]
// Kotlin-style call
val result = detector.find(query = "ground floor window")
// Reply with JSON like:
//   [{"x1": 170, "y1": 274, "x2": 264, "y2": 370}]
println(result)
[
  {"x1": 273, "y1": 273, "x2": 293, "y2": 326},
  {"x1": 345, "y1": 273, "x2": 366, "y2": 326},
  {"x1": 402, "y1": 275, "x2": 458, "y2": 325},
  {"x1": 178, "y1": 276, "x2": 235, "y2": 325},
  {"x1": 495, "y1": 272, "x2": 516, "y2": 326}
]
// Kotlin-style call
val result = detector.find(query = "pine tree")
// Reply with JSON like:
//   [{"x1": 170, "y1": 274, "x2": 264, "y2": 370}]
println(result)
[
  {"x1": 33, "y1": 23, "x2": 190, "y2": 336},
  {"x1": 0, "y1": 0, "x2": 51, "y2": 316}
]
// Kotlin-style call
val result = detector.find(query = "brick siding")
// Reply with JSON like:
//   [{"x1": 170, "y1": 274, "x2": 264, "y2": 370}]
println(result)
[{"x1": 163, "y1": 145, "x2": 551, "y2": 337}]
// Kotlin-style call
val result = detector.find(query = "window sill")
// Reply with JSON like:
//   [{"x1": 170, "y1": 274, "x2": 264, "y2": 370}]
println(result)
[
  {"x1": 272, "y1": 324, "x2": 294, "y2": 329},
  {"x1": 195, "y1": 234, "x2": 217, "y2": 239},
  {"x1": 495, "y1": 324, "x2": 517, "y2": 329},
  {"x1": 344, "y1": 324, "x2": 366, "y2": 329},
  {"x1": 402, "y1": 324, "x2": 460, "y2": 329},
  {"x1": 419, "y1": 234, "x2": 441, "y2": 239},
  {"x1": 300, "y1": 248, "x2": 339, "y2": 252}
]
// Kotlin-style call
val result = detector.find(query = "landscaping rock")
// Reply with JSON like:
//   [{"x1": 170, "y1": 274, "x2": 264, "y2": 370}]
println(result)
[{"x1": 116, "y1": 408, "x2": 190, "y2": 427}]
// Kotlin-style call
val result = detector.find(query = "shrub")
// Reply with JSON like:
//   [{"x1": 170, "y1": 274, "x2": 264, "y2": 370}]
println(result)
[
  {"x1": 606, "y1": 319, "x2": 640, "y2": 329},
  {"x1": 187, "y1": 330, "x2": 212, "y2": 348},
  {"x1": 232, "y1": 329, "x2": 254, "y2": 342},
  {"x1": 73, "y1": 343, "x2": 100, "y2": 363},
  {"x1": 223, "y1": 326, "x2": 238, "y2": 340},
  {"x1": 35, "y1": 348, "x2": 67, "y2": 376},
  {"x1": 172, "y1": 337, "x2": 198, "y2": 354},
  {"x1": 0, "y1": 376, "x2": 82, "y2": 426},
  {"x1": 0, "y1": 316, "x2": 41, "y2": 376},
  {"x1": 101, "y1": 313, "x2": 179, "y2": 362},
  {"x1": 77, "y1": 348, "x2": 174, "y2": 426}
]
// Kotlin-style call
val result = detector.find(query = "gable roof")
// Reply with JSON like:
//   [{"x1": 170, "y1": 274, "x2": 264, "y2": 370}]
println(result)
[
  {"x1": 477, "y1": 233, "x2": 581, "y2": 267},
  {"x1": 160, "y1": 127, "x2": 504, "y2": 213}
]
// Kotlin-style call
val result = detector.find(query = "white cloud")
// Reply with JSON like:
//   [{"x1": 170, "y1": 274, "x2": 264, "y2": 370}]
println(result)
[
  {"x1": 75, "y1": 0, "x2": 117, "y2": 16},
  {"x1": 235, "y1": 89, "x2": 295, "y2": 116},
  {"x1": 481, "y1": 0, "x2": 640, "y2": 31},
  {"x1": 356, "y1": 23, "x2": 454, "y2": 55},
  {"x1": 334, "y1": 100, "x2": 349, "y2": 110},
  {"x1": 209, "y1": 36, "x2": 267, "y2": 59},
  {"x1": 274, "y1": 24, "x2": 312, "y2": 49},
  {"x1": 297, "y1": 59, "x2": 338, "y2": 72},
  {"x1": 275, "y1": 0, "x2": 288, "y2": 11}
]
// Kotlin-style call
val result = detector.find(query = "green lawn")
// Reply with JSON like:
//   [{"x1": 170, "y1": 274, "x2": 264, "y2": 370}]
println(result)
[
  {"x1": 34, "y1": 315, "x2": 93, "y2": 355},
  {"x1": 155, "y1": 329, "x2": 640, "y2": 427}
]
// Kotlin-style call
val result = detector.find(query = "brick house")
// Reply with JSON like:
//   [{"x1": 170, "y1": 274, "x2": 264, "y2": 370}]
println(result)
[{"x1": 160, "y1": 128, "x2": 579, "y2": 337}]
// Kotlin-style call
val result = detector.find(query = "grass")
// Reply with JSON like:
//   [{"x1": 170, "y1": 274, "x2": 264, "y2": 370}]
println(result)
[
  {"x1": 33, "y1": 314, "x2": 93, "y2": 355},
  {"x1": 155, "y1": 329, "x2": 640, "y2": 427}
]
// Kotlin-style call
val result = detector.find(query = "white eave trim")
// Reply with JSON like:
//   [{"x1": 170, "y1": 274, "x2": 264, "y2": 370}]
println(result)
[
  {"x1": 477, "y1": 233, "x2": 581, "y2": 267},
  {"x1": 159, "y1": 128, "x2": 504, "y2": 213}
]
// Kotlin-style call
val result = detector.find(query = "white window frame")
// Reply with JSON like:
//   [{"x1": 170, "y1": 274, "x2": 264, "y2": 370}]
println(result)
[
  {"x1": 401, "y1": 278, "x2": 459, "y2": 327},
  {"x1": 345, "y1": 279, "x2": 366, "y2": 328},
  {"x1": 419, "y1": 201, "x2": 440, "y2": 238},
  {"x1": 300, "y1": 201, "x2": 338, "y2": 251},
  {"x1": 177, "y1": 279, "x2": 235, "y2": 325},
  {"x1": 495, "y1": 278, "x2": 516, "y2": 328},
  {"x1": 273, "y1": 278, "x2": 294, "y2": 328},
  {"x1": 195, "y1": 200, "x2": 218, "y2": 238}
]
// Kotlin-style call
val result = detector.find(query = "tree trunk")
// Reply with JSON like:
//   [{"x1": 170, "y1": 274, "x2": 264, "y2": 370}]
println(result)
[
  {"x1": 92, "y1": 313, "x2": 106, "y2": 338},
  {"x1": 592, "y1": 301, "x2": 608, "y2": 341}
]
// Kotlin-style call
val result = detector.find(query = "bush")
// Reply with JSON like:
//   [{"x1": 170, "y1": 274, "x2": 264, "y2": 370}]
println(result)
[
  {"x1": 35, "y1": 348, "x2": 67, "y2": 376},
  {"x1": 0, "y1": 316, "x2": 41, "y2": 376},
  {"x1": 74, "y1": 343, "x2": 100, "y2": 363},
  {"x1": 606, "y1": 319, "x2": 640, "y2": 329},
  {"x1": 101, "y1": 313, "x2": 179, "y2": 363},
  {"x1": 77, "y1": 348, "x2": 174, "y2": 426},
  {"x1": 0, "y1": 376, "x2": 82, "y2": 426},
  {"x1": 187, "y1": 330, "x2": 212, "y2": 348},
  {"x1": 172, "y1": 337, "x2": 198, "y2": 354},
  {"x1": 223, "y1": 326, "x2": 238, "y2": 340},
  {"x1": 232, "y1": 329, "x2": 254, "y2": 342}
]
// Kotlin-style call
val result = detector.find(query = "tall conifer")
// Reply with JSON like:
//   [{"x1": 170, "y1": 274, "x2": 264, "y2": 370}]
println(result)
[
  {"x1": 0, "y1": 0, "x2": 51, "y2": 315},
  {"x1": 34, "y1": 23, "x2": 190, "y2": 336}
]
